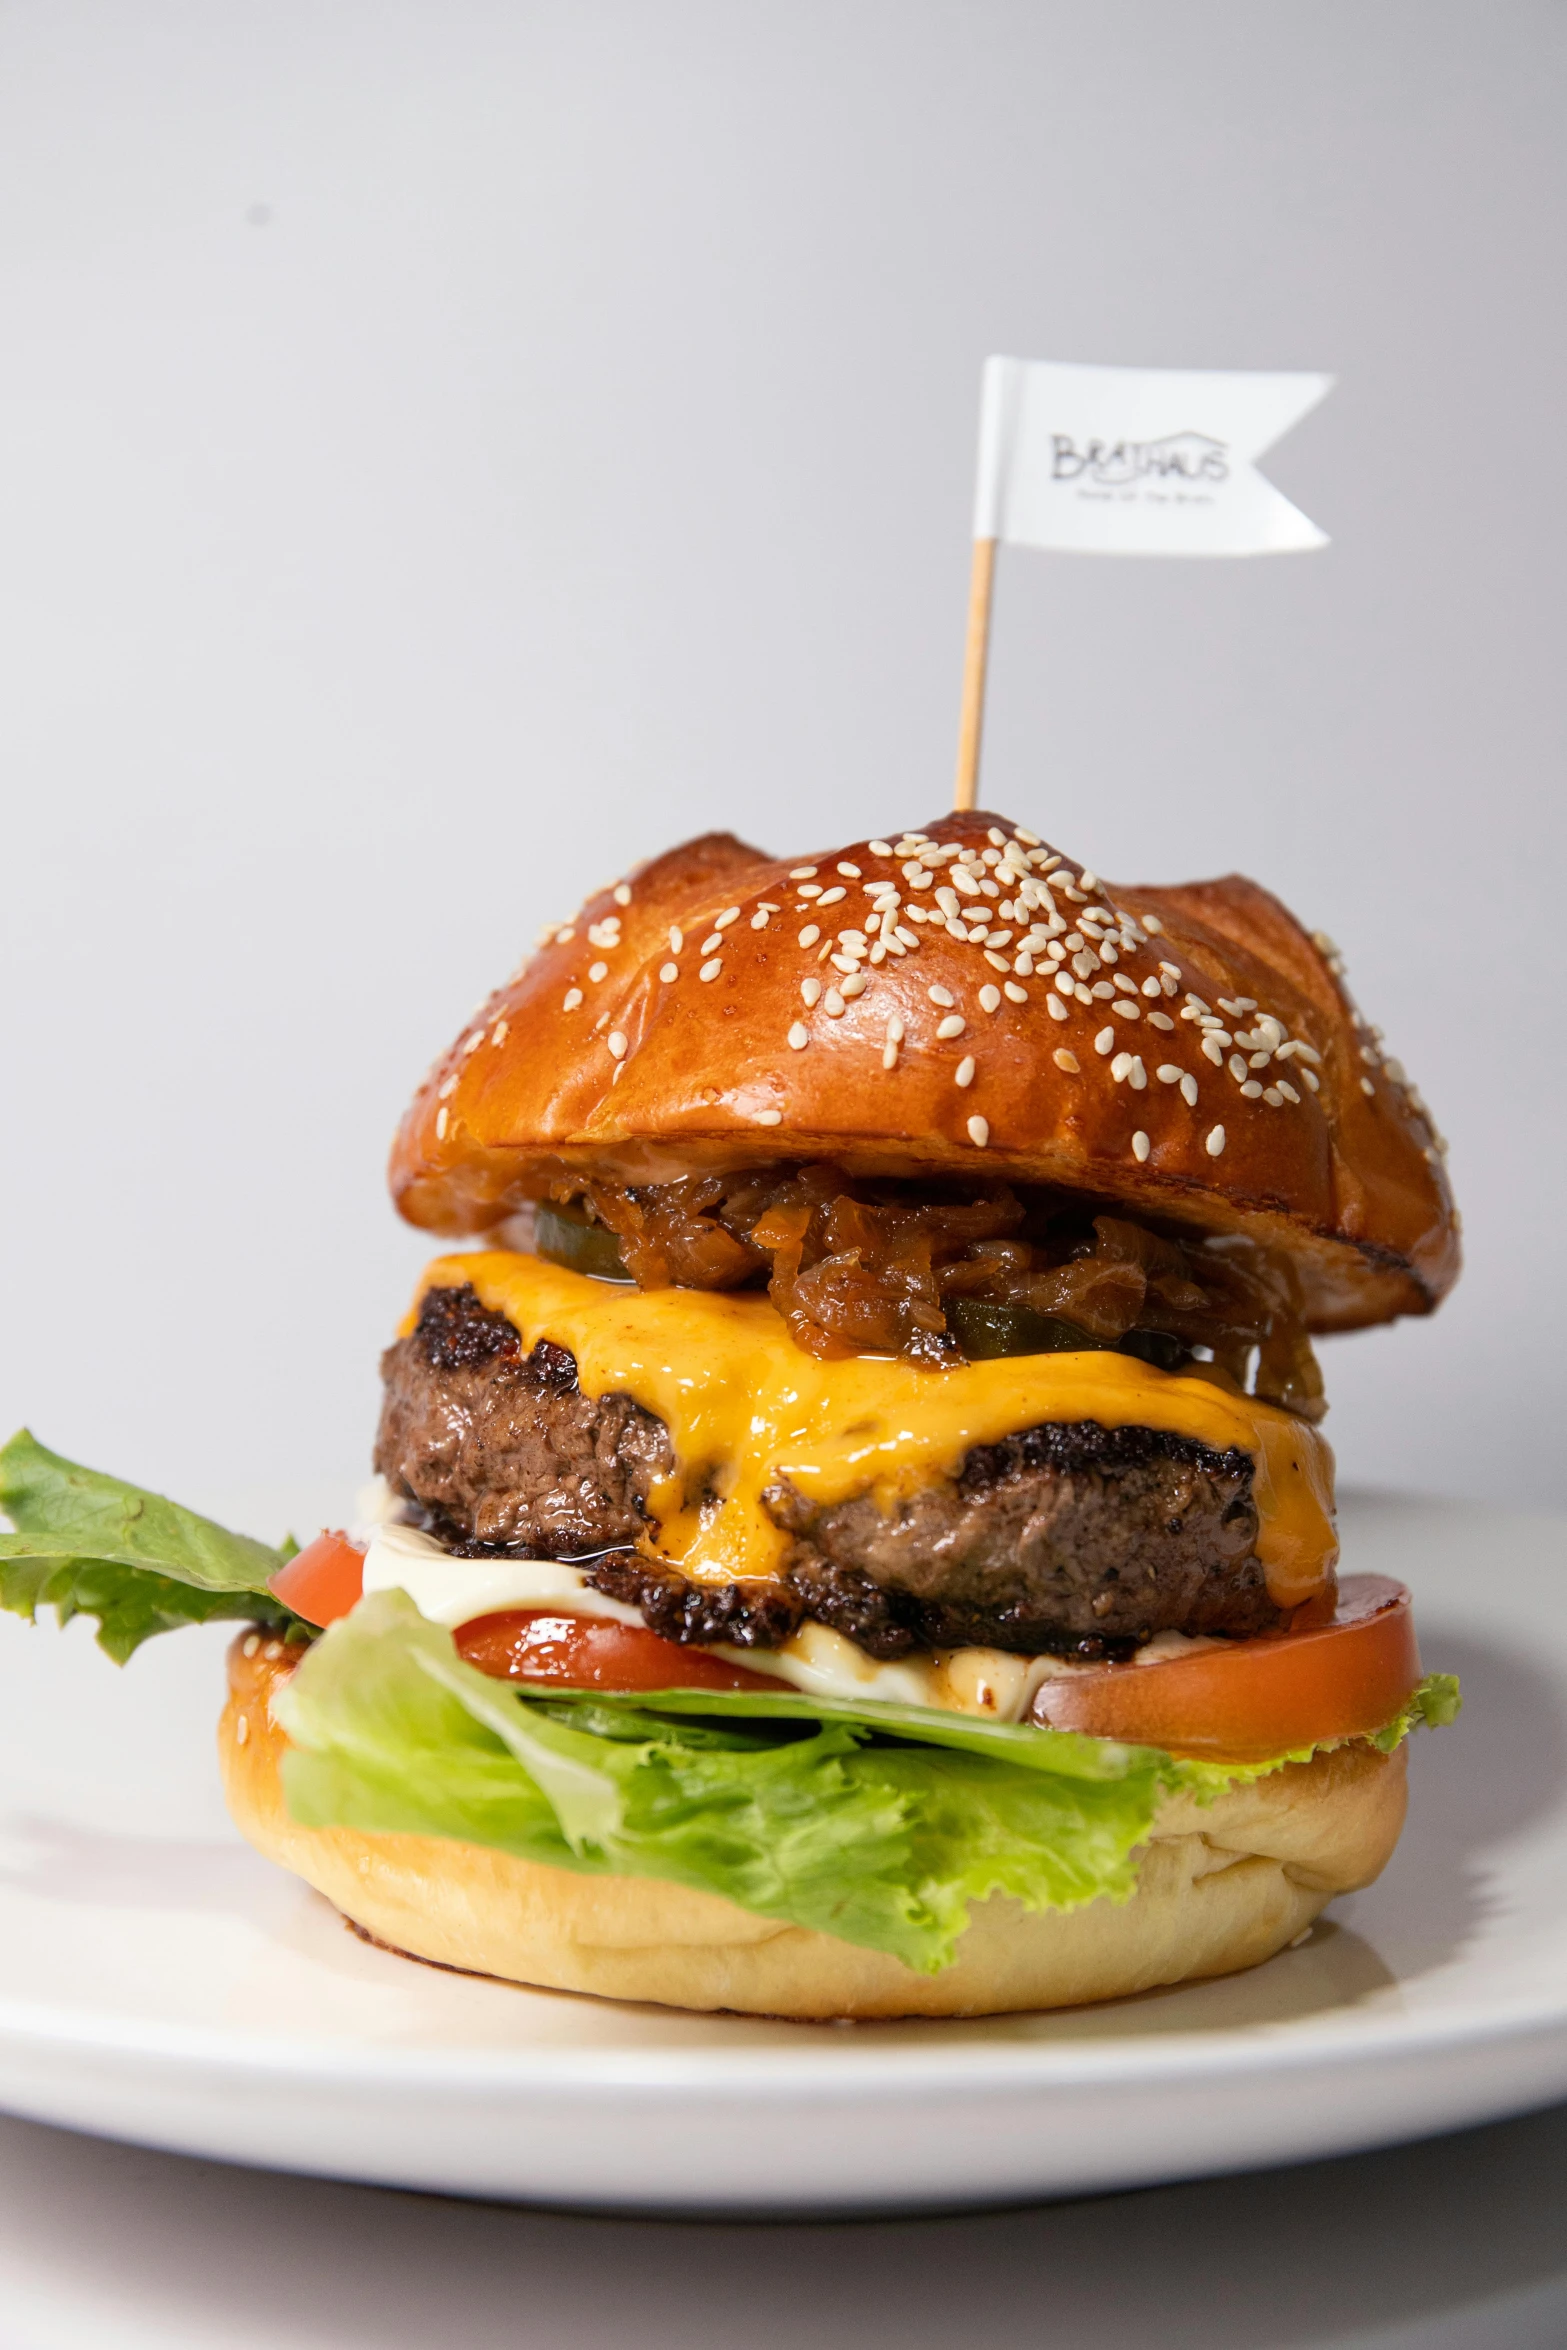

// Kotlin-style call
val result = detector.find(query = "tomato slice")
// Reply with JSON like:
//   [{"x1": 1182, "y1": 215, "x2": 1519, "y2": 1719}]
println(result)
[
  {"x1": 1029, "y1": 1574, "x2": 1421, "y2": 1761},
  {"x1": 267, "y1": 1531, "x2": 366, "y2": 1628},
  {"x1": 455, "y1": 1609, "x2": 781, "y2": 1693}
]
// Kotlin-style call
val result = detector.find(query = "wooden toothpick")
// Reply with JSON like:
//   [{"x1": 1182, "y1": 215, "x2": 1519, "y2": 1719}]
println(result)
[{"x1": 952, "y1": 536, "x2": 997, "y2": 812}]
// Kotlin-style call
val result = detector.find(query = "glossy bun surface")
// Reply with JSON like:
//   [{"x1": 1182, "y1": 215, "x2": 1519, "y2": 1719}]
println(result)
[{"x1": 390, "y1": 813, "x2": 1458, "y2": 1330}]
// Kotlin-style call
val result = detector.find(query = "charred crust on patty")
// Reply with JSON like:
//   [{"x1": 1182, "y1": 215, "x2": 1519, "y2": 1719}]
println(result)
[
  {"x1": 582, "y1": 1554, "x2": 803, "y2": 1650},
  {"x1": 376, "y1": 1288, "x2": 1282, "y2": 1658},
  {"x1": 767, "y1": 1423, "x2": 1275, "y2": 1659},
  {"x1": 375, "y1": 1284, "x2": 673, "y2": 1557}
]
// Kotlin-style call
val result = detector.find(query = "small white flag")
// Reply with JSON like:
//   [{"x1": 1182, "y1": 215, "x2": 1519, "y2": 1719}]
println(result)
[{"x1": 974, "y1": 357, "x2": 1332, "y2": 557}]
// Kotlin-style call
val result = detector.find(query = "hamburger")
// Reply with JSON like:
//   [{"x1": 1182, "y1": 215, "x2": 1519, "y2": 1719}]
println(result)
[{"x1": 0, "y1": 811, "x2": 1460, "y2": 2018}]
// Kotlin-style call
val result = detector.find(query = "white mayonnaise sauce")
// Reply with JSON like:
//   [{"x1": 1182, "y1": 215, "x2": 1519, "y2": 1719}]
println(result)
[{"x1": 348, "y1": 1476, "x2": 1220, "y2": 1720}]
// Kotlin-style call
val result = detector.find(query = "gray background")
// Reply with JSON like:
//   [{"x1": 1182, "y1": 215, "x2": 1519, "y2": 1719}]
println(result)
[
  {"x1": 3, "y1": 2096, "x2": 1567, "y2": 2349},
  {"x1": 1, "y1": 0, "x2": 1563, "y2": 1526}
]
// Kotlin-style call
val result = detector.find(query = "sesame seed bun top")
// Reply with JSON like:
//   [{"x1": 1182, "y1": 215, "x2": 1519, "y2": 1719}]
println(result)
[{"x1": 388, "y1": 812, "x2": 1459, "y2": 1332}]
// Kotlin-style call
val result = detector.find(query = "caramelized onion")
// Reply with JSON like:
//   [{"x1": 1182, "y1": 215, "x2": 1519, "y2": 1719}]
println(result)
[{"x1": 542, "y1": 1165, "x2": 1326, "y2": 1418}]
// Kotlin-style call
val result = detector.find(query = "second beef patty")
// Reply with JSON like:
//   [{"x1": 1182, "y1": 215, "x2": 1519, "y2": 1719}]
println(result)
[{"x1": 375, "y1": 1282, "x2": 1281, "y2": 1659}]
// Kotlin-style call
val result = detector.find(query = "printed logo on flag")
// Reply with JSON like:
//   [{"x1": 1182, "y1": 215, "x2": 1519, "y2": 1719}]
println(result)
[
  {"x1": 1049, "y1": 429, "x2": 1228, "y2": 492},
  {"x1": 974, "y1": 359, "x2": 1332, "y2": 556}
]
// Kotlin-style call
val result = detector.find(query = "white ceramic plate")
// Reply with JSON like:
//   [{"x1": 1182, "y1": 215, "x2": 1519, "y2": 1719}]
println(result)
[{"x1": 0, "y1": 1492, "x2": 1563, "y2": 2215}]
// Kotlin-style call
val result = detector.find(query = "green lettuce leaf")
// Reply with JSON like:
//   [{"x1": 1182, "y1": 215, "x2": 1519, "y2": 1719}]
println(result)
[
  {"x1": 0, "y1": 1429, "x2": 303, "y2": 1661},
  {"x1": 277, "y1": 1596, "x2": 1462, "y2": 1975},
  {"x1": 2, "y1": 1432, "x2": 1464, "y2": 1968},
  {"x1": 277, "y1": 1592, "x2": 1176, "y2": 1972}
]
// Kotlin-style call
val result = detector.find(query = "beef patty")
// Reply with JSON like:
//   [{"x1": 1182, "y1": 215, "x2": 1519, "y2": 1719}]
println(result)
[
  {"x1": 375, "y1": 1282, "x2": 673, "y2": 1555},
  {"x1": 376, "y1": 1283, "x2": 1280, "y2": 1659}
]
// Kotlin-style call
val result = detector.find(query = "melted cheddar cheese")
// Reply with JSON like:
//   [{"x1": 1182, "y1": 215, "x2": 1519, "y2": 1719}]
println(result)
[{"x1": 413, "y1": 1251, "x2": 1338, "y2": 1608}]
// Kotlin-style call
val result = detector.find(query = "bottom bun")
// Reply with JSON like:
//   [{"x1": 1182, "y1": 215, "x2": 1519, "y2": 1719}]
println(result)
[{"x1": 220, "y1": 1633, "x2": 1408, "y2": 2020}]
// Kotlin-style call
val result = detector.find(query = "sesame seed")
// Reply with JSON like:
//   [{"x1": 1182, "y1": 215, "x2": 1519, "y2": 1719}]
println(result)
[
  {"x1": 840, "y1": 972, "x2": 868, "y2": 999},
  {"x1": 1055, "y1": 973, "x2": 1075, "y2": 998},
  {"x1": 669, "y1": 926, "x2": 683, "y2": 953},
  {"x1": 788, "y1": 1023, "x2": 809, "y2": 1050},
  {"x1": 799, "y1": 925, "x2": 821, "y2": 947},
  {"x1": 1278, "y1": 1079, "x2": 1300, "y2": 1104},
  {"x1": 1361, "y1": 1076, "x2": 1376, "y2": 1095},
  {"x1": 797, "y1": 884, "x2": 822, "y2": 899},
  {"x1": 461, "y1": 1030, "x2": 484, "y2": 1055},
  {"x1": 242, "y1": 1632, "x2": 260, "y2": 1658},
  {"x1": 984, "y1": 950, "x2": 1010, "y2": 971},
  {"x1": 1112, "y1": 999, "x2": 1140, "y2": 1019},
  {"x1": 790, "y1": 866, "x2": 818, "y2": 880},
  {"x1": 936, "y1": 1014, "x2": 966, "y2": 1040},
  {"x1": 824, "y1": 989, "x2": 846, "y2": 1017},
  {"x1": 1148, "y1": 1011, "x2": 1175, "y2": 1031},
  {"x1": 885, "y1": 1013, "x2": 905, "y2": 1043},
  {"x1": 979, "y1": 984, "x2": 1002, "y2": 1012},
  {"x1": 882, "y1": 1044, "x2": 899, "y2": 1069},
  {"x1": 1132, "y1": 1131, "x2": 1151, "y2": 1162},
  {"x1": 265, "y1": 1640, "x2": 283, "y2": 1661},
  {"x1": 700, "y1": 958, "x2": 723, "y2": 982},
  {"x1": 1053, "y1": 1047, "x2": 1080, "y2": 1073},
  {"x1": 1111, "y1": 1052, "x2": 1133, "y2": 1082},
  {"x1": 556, "y1": 926, "x2": 576, "y2": 943},
  {"x1": 659, "y1": 961, "x2": 678, "y2": 983},
  {"x1": 800, "y1": 977, "x2": 821, "y2": 1007},
  {"x1": 1200, "y1": 1036, "x2": 1223, "y2": 1064},
  {"x1": 1129, "y1": 1059, "x2": 1147, "y2": 1088},
  {"x1": 954, "y1": 1056, "x2": 976, "y2": 1087},
  {"x1": 869, "y1": 840, "x2": 893, "y2": 856},
  {"x1": 436, "y1": 1107, "x2": 449, "y2": 1139},
  {"x1": 1206, "y1": 1124, "x2": 1226, "y2": 1156},
  {"x1": 1015, "y1": 827, "x2": 1041, "y2": 845},
  {"x1": 1046, "y1": 995, "x2": 1067, "y2": 1021},
  {"x1": 563, "y1": 988, "x2": 583, "y2": 1011},
  {"x1": 837, "y1": 862, "x2": 861, "y2": 878},
  {"x1": 607, "y1": 1031, "x2": 628, "y2": 1058},
  {"x1": 589, "y1": 960, "x2": 609, "y2": 982},
  {"x1": 1075, "y1": 985, "x2": 1094, "y2": 1006},
  {"x1": 613, "y1": 883, "x2": 632, "y2": 907},
  {"x1": 715, "y1": 907, "x2": 740, "y2": 929},
  {"x1": 1156, "y1": 1063, "x2": 1181, "y2": 1084},
  {"x1": 1263, "y1": 1087, "x2": 1283, "y2": 1107},
  {"x1": 1095, "y1": 1027, "x2": 1115, "y2": 1055},
  {"x1": 929, "y1": 985, "x2": 955, "y2": 1007},
  {"x1": 700, "y1": 932, "x2": 723, "y2": 954},
  {"x1": 438, "y1": 1073, "x2": 459, "y2": 1099},
  {"x1": 1014, "y1": 953, "x2": 1034, "y2": 975},
  {"x1": 817, "y1": 886, "x2": 846, "y2": 907},
  {"x1": 967, "y1": 1115, "x2": 990, "y2": 1147},
  {"x1": 755, "y1": 1108, "x2": 783, "y2": 1126},
  {"x1": 1229, "y1": 1055, "x2": 1247, "y2": 1081},
  {"x1": 1240, "y1": 1079, "x2": 1263, "y2": 1098},
  {"x1": 1142, "y1": 914, "x2": 1164, "y2": 935},
  {"x1": 1091, "y1": 981, "x2": 1115, "y2": 1000},
  {"x1": 1000, "y1": 981, "x2": 1026, "y2": 1004},
  {"x1": 893, "y1": 928, "x2": 917, "y2": 949},
  {"x1": 750, "y1": 912, "x2": 769, "y2": 929},
  {"x1": 235, "y1": 1713, "x2": 249, "y2": 1746},
  {"x1": 1180, "y1": 1074, "x2": 1199, "y2": 1106},
  {"x1": 490, "y1": 1019, "x2": 509, "y2": 1047}
]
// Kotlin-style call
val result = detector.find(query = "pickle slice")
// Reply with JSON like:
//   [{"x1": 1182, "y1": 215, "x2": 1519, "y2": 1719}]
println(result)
[
  {"x1": 945, "y1": 1299, "x2": 1186, "y2": 1370},
  {"x1": 534, "y1": 1205, "x2": 634, "y2": 1283},
  {"x1": 944, "y1": 1301, "x2": 1108, "y2": 1360}
]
